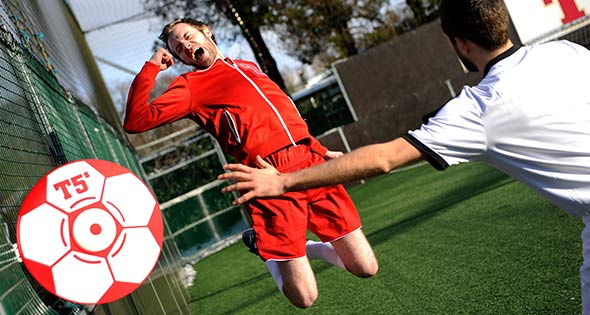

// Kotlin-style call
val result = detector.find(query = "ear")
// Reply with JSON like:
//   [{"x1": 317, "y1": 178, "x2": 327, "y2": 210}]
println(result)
[
  {"x1": 454, "y1": 37, "x2": 471, "y2": 55},
  {"x1": 203, "y1": 27, "x2": 213, "y2": 39}
]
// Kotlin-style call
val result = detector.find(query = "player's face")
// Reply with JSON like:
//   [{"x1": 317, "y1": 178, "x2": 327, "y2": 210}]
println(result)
[{"x1": 168, "y1": 23, "x2": 219, "y2": 69}]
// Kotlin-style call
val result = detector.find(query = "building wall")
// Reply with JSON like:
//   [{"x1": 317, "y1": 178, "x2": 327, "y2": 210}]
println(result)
[{"x1": 319, "y1": 19, "x2": 522, "y2": 152}]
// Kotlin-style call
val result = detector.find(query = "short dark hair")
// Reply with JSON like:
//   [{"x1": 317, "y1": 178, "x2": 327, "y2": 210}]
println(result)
[
  {"x1": 439, "y1": 0, "x2": 510, "y2": 50},
  {"x1": 159, "y1": 18, "x2": 216, "y2": 60}
]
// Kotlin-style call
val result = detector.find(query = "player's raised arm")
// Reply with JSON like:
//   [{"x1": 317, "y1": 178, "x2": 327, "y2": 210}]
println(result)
[
  {"x1": 124, "y1": 48, "x2": 191, "y2": 134},
  {"x1": 219, "y1": 137, "x2": 423, "y2": 204}
]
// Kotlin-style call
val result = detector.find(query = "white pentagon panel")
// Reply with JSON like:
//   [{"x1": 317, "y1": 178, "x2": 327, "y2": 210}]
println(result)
[
  {"x1": 108, "y1": 228, "x2": 161, "y2": 283},
  {"x1": 46, "y1": 161, "x2": 105, "y2": 212},
  {"x1": 19, "y1": 203, "x2": 70, "y2": 266},
  {"x1": 102, "y1": 173, "x2": 156, "y2": 227},
  {"x1": 52, "y1": 251, "x2": 113, "y2": 304}
]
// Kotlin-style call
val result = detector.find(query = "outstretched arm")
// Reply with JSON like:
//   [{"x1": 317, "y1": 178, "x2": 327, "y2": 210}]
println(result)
[{"x1": 219, "y1": 137, "x2": 423, "y2": 204}]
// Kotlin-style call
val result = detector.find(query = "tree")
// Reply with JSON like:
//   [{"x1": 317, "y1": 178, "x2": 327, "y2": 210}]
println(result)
[
  {"x1": 267, "y1": 0, "x2": 397, "y2": 66},
  {"x1": 356, "y1": 9, "x2": 403, "y2": 52},
  {"x1": 144, "y1": 0, "x2": 288, "y2": 92},
  {"x1": 406, "y1": 0, "x2": 441, "y2": 27},
  {"x1": 406, "y1": 0, "x2": 427, "y2": 25},
  {"x1": 144, "y1": 0, "x2": 412, "y2": 90}
]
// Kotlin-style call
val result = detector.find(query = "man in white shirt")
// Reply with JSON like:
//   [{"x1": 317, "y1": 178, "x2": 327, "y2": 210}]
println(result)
[{"x1": 219, "y1": 0, "x2": 590, "y2": 313}]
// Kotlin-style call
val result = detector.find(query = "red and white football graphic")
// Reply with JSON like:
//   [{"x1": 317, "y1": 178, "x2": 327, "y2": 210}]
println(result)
[{"x1": 17, "y1": 159, "x2": 163, "y2": 304}]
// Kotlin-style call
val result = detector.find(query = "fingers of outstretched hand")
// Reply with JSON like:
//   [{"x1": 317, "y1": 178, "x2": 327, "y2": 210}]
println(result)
[
  {"x1": 218, "y1": 158, "x2": 284, "y2": 203},
  {"x1": 255, "y1": 155, "x2": 272, "y2": 168},
  {"x1": 218, "y1": 170, "x2": 252, "y2": 182},
  {"x1": 220, "y1": 182, "x2": 257, "y2": 205},
  {"x1": 232, "y1": 190, "x2": 256, "y2": 205},
  {"x1": 222, "y1": 163, "x2": 255, "y2": 173},
  {"x1": 221, "y1": 181, "x2": 254, "y2": 194}
]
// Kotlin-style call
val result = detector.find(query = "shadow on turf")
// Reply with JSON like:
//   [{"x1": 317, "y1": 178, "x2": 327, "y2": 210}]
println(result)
[
  {"x1": 209, "y1": 288, "x2": 281, "y2": 315},
  {"x1": 366, "y1": 172, "x2": 514, "y2": 246},
  {"x1": 191, "y1": 272, "x2": 282, "y2": 314},
  {"x1": 191, "y1": 272, "x2": 270, "y2": 302}
]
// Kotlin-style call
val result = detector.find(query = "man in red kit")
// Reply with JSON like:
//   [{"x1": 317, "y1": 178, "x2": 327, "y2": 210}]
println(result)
[{"x1": 124, "y1": 18, "x2": 378, "y2": 308}]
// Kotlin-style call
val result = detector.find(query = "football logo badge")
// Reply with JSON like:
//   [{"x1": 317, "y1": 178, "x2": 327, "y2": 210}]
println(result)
[{"x1": 17, "y1": 159, "x2": 163, "y2": 304}]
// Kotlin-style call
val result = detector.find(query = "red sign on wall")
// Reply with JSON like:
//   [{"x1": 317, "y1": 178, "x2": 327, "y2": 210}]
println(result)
[
  {"x1": 505, "y1": 0, "x2": 589, "y2": 43},
  {"x1": 544, "y1": 0, "x2": 586, "y2": 23}
]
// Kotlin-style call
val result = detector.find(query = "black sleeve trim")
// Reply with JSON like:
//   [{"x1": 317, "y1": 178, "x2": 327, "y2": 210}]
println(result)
[{"x1": 402, "y1": 133, "x2": 449, "y2": 171}]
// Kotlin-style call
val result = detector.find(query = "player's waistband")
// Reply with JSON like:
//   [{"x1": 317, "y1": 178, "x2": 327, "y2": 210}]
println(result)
[{"x1": 263, "y1": 140, "x2": 314, "y2": 172}]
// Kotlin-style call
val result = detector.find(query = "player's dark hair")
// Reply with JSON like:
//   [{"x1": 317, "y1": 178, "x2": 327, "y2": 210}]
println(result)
[
  {"x1": 159, "y1": 18, "x2": 216, "y2": 60},
  {"x1": 439, "y1": 0, "x2": 510, "y2": 50}
]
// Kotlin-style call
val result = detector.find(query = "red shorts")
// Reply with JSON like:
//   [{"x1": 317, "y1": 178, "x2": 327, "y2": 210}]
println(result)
[{"x1": 245, "y1": 144, "x2": 361, "y2": 261}]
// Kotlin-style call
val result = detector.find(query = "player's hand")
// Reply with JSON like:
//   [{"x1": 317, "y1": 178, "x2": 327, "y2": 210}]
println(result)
[
  {"x1": 324, "y1": 150, "x2": 344, "y2": 160},
  {"x1": 219, "y1": 155, "x2": 285, "y2": 205},
  {"x1": 148, "y1": 48, "x2": 174, "y2": 71}
]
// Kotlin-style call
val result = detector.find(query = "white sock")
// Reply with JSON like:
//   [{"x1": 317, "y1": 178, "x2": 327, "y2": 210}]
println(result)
[
  {"x1": 265, "y1": 260, "x2": 284, "y2": 294},
  {"x1": 306, "y1": 240, "x2": 347, "y2": 271}
]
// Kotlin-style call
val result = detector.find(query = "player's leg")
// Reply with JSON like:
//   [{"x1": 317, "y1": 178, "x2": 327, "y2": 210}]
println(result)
[
  {"x1": 267, "y1": 258, "x2": 318, "y2": 308},
  {"x1": 330, "y1": 228, "x2": 378, "y2": 277},
  {"x1": 247, "y1": 195, "x2": 319, "y2": 308},
  {"x1": 305, "y1": 239, "x2": 346, "y2": 270},
  {"x1": 307, "y1": 184, "x2": 378, "y2": 278},
  {"x1": 305, "y1": 229, "x2": 377, "y2": 277},
  {"x1": 581, "y1": 215, "x2": 589, "y2": 315}
]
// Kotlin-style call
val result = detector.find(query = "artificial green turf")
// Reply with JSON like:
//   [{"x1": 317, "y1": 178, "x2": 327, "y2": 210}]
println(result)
[{"x1": 189, "y1": 162, "x2": 583, "y2": 314}]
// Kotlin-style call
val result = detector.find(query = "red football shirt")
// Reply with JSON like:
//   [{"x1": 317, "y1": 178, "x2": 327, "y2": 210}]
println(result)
[{"x1": 125, "y1": 58, "x2": 327, "y2": 165}]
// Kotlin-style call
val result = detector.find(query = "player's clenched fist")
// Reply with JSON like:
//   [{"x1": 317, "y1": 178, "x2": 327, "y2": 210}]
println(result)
[{"x1": 148, "y1": 48, "x2": 174, "y2": 71}]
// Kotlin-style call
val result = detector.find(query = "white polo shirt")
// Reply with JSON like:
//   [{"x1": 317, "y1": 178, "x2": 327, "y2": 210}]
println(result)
[{"x1": 405, "y1": 40, "x2": 590, "y2": 216}]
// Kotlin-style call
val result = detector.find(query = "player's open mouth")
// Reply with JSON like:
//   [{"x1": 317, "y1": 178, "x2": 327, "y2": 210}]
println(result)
[{"x1": 194, "y1": 48, "x2": 204, "y2": 61}]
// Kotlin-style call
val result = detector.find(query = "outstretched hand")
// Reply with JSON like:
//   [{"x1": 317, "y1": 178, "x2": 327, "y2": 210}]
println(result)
[{"x1": 219, "y1": 156, "x2": 286, "y2": 205}]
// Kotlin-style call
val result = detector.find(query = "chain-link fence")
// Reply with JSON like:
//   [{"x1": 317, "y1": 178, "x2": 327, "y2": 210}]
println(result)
[
  {"x1": 139, "y1": 127, "x2": 249, "y2": 262},
  {"x1": 527, "y1": 15, "x2": 590, "y2": 48},
  {"x1": 0, "y1": 1, "x2": 190, "y2": 314}
]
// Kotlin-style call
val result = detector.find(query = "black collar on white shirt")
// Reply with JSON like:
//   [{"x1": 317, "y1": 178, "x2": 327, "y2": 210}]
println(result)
[{"x1": 483, "y1": 44, "x2": 521, "y2": 77}]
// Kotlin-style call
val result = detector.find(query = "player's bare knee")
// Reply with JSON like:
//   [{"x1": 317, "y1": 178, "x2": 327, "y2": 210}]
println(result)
[
  {"x1": 364, "y1": 260, "x2": 379, "y2": 277},
  {"x1": 349, "y1": 260, "x2": 379, "y2": 278},
  {"x1": 293, "y1": 293, "x2": 317, "y2": 309},
  {"x1": 286, "y1": 289, "x2": 317, "y2": 309},
  {"x1": 283, "y1": 280, "x2": 318, "y2": 308}
]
